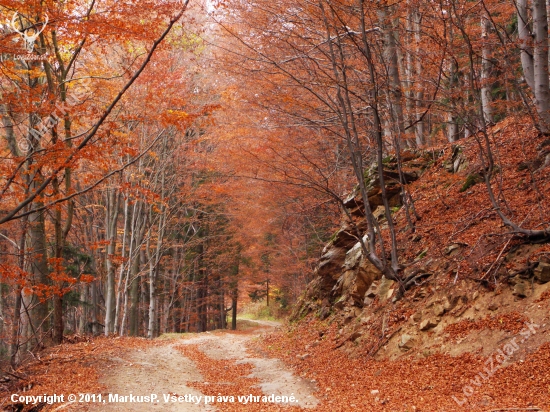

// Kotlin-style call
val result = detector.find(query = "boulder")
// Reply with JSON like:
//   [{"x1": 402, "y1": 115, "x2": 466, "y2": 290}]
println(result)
[
  {"x1": 443, "y1": 295, "x2": 461, "y2": 312},
  {"x1": 534, "y1": 262, "x2": 550, "y2": 283},
  {"x1": 512, "y1": 280, "x2": 529, "y2": 298},
  {"x1": 442, "y1": 145, "x2": 468, "y2": 173},
  {"x1": 378, "y1": 276, "x2": 395, "y2": 301},
  {"x1": 419, "y1": 318, "x2": 440, "y2": 331},
  {"x1": 433, "y1": 304, "x2": 445, "y2": 317},
  {"x1": 410, "y1": 312, "x2": 422, "y2": 322},
  {"x1": 445, "y1": 243, "x2": 467, "y2": 256},
  {"x1": 398, "y1": 334, "x2": 415, "y2": 351},
  {"x1": 365, "y1": 281, "x2": 379, "y2": 299}
]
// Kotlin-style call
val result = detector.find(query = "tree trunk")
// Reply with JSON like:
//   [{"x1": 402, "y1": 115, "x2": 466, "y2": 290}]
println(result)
[
  {"x1": 266, "y1": 279, "x2": 270, "y2": 307},
  {"x1": 52, "y1": 176, "x2": 64, "y2": 345},
  {"x1": 78, "y1": 284, "x2": 87, "y2": 334},
  {"x1": 115, "y1": 194, "x2": 130, "y2": 333},
  {"x1": 533, "y1": 0, "x2": 550, "y2": 132},
  {"x1": 413, "y1": 10, "x2": 425, "y2": 145},
  {"x1": 147, "y1": 262, "x2": 157, "y2": 338},
  {"x1": 231, "y1": 294, "x2": 237, "y2": 331},
  {"x1": 128, "y1": 249, "x2": 141, "y2": 336},
  {"x1": 519, "y1": 0, "x2": 535, "y2": 90},
  {"x1": 28, "y1": 200, "x2": 49, "y2": 340},
  {"x1": 104, "y1": 188, "x2": 120, "y2": 335},
  {"x1": 10, "y1": 287, "x2": 22, "y2": 367},
  {"x1": 480, "y1": 13, "x2": 493, "y2": 124},
  {"x1": 378, "y1": 6, "x2": 409, "y2": 147}
]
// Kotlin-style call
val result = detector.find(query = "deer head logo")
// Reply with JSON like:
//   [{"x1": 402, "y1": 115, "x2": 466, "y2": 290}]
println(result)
[{"x1": 9, "y1": 12, "x2": 49, "y2": 53}]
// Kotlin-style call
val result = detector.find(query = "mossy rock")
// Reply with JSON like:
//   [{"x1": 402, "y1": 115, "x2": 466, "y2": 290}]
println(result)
[{"x1": 460, "y1": 173, "x2": 483, "y2": 192}]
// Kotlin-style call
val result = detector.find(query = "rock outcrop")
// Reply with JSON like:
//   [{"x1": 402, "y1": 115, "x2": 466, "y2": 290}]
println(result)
[{"x1": 291, "y1": 151, "x2": 429, "y2": 320}]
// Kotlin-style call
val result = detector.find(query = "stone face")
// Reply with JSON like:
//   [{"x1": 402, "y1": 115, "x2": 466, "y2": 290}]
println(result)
[
  {"x1": 328, "y1": 223, "x2": 359, "y2": 249},
  {"x1": 443, "y1": 296, "x2": 460, "y2": 312},
  {"x1": 419, "y1": 318, "x2": 440, "y2": 331},
  {"x1": 293, "y1": 153, "x2": 430, "y2": 321},
  {"x1": 534, "y1": 262, "x2": 550, "y2": 283},
  {"x1": 378, "y1": 276, "x2": 395, "y2": 301},
  {"x1": 513, "y1": 281, "x2": 528, "y2": 298},
  {"x1": 344, "y1": 239, "x2": 365, "y2": 270},
  {"x1": 410, "y1": 312, "x2": 422, "y2": 322},
  {"x1": 433, "y1": 304, "x2": 445, "y2": 317},
  {"x1": 365, "y1": 281, "x2": 379, "y2": 299},
  {"x1": 332, "y1": 264, "x2": 379, "y2": 307},
  {"x1": 329, "y1": 237, "x2": 383, "y2": 306},
  {"x1": 398, "y1": 334, "x2": 415, "y2": 351},
  {"x1": 318, "y1": 247, "x2": 348, "y2": 280},
  {"x1": 316, "y1": 222, "x2": 365, "y2": 293}
]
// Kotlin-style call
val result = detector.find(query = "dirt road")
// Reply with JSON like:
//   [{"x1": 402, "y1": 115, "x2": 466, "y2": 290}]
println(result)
[{"x1": 85, "y1": 321, "x2": 318, "y2": 411}]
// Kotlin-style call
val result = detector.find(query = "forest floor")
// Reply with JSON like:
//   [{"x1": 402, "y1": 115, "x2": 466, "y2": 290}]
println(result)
[{"x1": 2, "y1": 316, "x2": 550, "y2": 411}]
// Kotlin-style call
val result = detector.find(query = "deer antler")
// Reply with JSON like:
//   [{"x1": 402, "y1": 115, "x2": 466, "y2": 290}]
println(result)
[
  {"x1": 10, "y1": 12, "x2": 25, "y2": 37},
  {"x1": 10, "y1": 12, "x2": 49, "y2": 37}
]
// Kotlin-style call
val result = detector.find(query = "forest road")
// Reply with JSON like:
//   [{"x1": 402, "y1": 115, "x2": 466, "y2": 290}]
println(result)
[{"x1": 82, "y1": 320, "x2": 319, "y2": 411}]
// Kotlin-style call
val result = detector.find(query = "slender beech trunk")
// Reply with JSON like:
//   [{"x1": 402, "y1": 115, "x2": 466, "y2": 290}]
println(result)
[
  {"x1": 10, "y1": 221, "x2": 27, "y2": 366},
  {"x1": 147, "y1": 153, "x2": 167, "y2": 338},
  {"x1": 446, "y1": 19, "x2": 460, "y2": 142},
  {"x1": 78, "y1": 285, "x2": 87, "y2": 334},
  {"x1": 231, "y1": 288, "x2": 238, "y2": 331},
  {"x1": 28, "y1": 196, "x2": 49, "y2": 340},
  {"x1": 533, "y1": 0, "x2": 550, "y2": 131},
  {"x1": 413, "y1": 10, "x2": 425, "y2": 145},
  {"x1": 104, "y1": 188, "x2": 120, "y2": 335},
  {"x1": 378, "y1": 6, "x2": 409, "y2": 147},
  {"x1": 480, "y1": 13, "x2": 493, "y2": 124},
  {"x1": 519, "y1": 0, "x2": 535, "y2": 90},
  {"x1": 115, "y1": 195, "x2": 130, "y2": 332},
  {"x1": 128, "y1": 211, "x2": 148, "y2": 336},
  {"x1": 128, "y1": 250, "x2": 141, "y2": 336}
]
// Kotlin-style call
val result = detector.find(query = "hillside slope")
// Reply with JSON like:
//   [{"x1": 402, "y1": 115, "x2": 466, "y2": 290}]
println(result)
[{"x1": 272, "y1": 116, "x2": 550, "y2": 410}]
